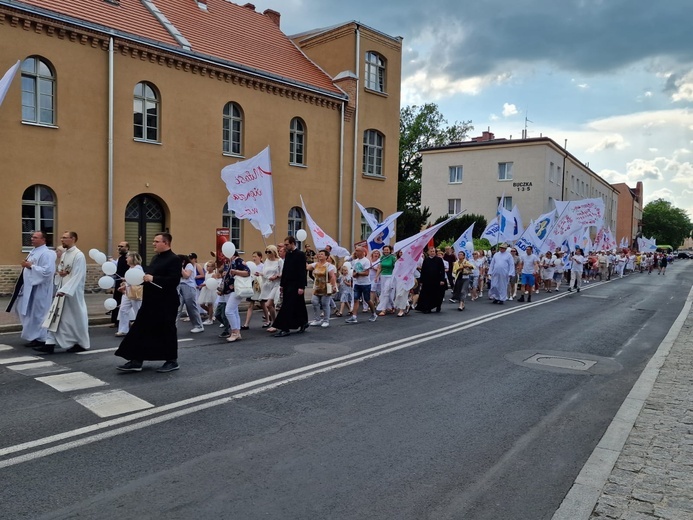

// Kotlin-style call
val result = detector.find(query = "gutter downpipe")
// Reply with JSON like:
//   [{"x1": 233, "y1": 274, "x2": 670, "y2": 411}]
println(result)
[
  {"x1": 350, "y1": 25, "x2": 361, "y2": 246},
  {"x1": 107, "y1": 36, "x2": 114, "y2": 254},
  {"x1": 561, "y1": 139, "x2": 568, "y2": 201},
  {"x1": 338, "y1": 100, "x2": 345, "y2": 244}
]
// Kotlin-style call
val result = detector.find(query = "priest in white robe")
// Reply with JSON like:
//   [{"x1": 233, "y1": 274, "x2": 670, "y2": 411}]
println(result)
[
  {"x1": 488, "y1": 243, "x2": 514, "y2": 304},
  {"x1": 10, "y1": 231, "x2": 56, "y2": 346},
  {"x1": 35, "y1": 231, "x2": 90, "y2": 354}
]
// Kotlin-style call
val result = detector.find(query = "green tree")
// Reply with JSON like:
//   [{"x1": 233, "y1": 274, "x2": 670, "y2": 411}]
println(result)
[
  {"x1": 431, "y1": 213, "x2": 487, "y2": 246},
  {"x1": 398, "y1": 104, "x2": 473, "y2": 238},
  {"x1": 642, "y1": 199, "x2": 693, "y2": 247}
]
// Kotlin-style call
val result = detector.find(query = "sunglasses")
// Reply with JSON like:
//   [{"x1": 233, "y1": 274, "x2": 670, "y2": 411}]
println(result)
[{"x1": 265, "y1": 250, "x2": 271, "y2": 254}]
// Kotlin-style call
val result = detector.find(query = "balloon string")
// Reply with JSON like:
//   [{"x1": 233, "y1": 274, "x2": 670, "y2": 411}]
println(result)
[{"x1": 147, "y1": 281, "x2": 163, "y2": 289}]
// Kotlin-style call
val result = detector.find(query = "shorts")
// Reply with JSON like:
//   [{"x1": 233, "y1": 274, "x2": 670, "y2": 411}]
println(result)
[
  {"x1": 553, "y1": 272, "x2": 564, "y2": 282},
  {"x1": 520, "y1": 273, "x2": 535, "y2": 287},
  {"x1": 353, "y1": 284, "x2": 371, "y2": 302}
]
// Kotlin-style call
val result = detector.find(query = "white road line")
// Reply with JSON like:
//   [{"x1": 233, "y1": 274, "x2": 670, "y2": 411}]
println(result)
[
  {"x1": 6, "y1": 361, "x2": 70, "y2": 376},
  {"x1": 35, "y1": 372, "x2": 109, "y2": 392},
  {"x1": 74, "y1": 390, "x2": 154, "y2": 418},
  {"x1": 0, "y1": 279, "x2": 610, "y2": 467},
  {"x1": 0, "y1": 356, "x2": 42, "y2": 365},
  {"x1": 0, "y1": 344, "x2": 14, "y2": 351}
]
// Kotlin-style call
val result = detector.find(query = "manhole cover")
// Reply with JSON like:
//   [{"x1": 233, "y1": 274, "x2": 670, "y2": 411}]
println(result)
[{"x1": 524, "y1": 354, "x2": 596, "y2": 371}]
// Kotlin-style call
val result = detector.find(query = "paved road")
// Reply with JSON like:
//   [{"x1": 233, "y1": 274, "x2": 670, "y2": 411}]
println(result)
[{"x1": 1, "y1": 263, "x2": 691, "y2": 519}]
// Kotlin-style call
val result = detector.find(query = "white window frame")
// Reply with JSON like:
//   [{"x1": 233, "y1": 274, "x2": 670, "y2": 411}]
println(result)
[
  {"x1": 363, "y1": 129, "x2": 384, "y2": 176},
  {"x1": 289, "y1": 118, "x2": 306, "y2": 165},
  {"x1": 498, "y1": 162, "x2": 513, "y2": 181},
  {"x1": 21, "y1": 56, "x2": 55, "y2": 126},
  {"x1": 134, "y1": 81, "x2": 160, "y2": 142},
  {"x1": 365, "y1": 51, "x2": 386, "y2": 93},
  {"x1": 448, "y1": 198, "x2": 462, "y2": 215},
  {"x1": 223, "y1": 102, "x2": 243, "y2": 155},
  {"x1": 22, "y1": 184, "x2": 56, "y2": 251},
  {"x1": 449, "y1": 165, "x2": 463, "y2": 184}
]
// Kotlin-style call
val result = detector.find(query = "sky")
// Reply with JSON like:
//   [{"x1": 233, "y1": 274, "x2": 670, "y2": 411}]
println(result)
[{"x1": 253, "y1": 0, "x2": 693, "y2": 218}]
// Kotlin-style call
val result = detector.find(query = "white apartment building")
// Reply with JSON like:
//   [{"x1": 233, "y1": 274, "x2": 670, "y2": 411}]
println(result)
[{"x1": 421, "y1": 132, "x2": 618, "y2": 231}]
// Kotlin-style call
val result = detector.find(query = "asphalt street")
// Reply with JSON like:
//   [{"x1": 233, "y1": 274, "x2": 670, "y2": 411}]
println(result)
[{"x1": 1, "y1": 262, "x2": 690, "y2": 519}]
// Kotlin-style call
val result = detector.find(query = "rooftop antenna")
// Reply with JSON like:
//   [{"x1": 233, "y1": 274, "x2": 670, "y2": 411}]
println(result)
[{"x1": 523, "y1": 112, "x2": 533, "y2": 139}]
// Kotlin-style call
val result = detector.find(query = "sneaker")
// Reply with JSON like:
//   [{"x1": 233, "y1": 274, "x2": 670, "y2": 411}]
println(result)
[
  {"x1": 202, "y1": 319, "x2": 214, "y2": 326},
  {"x1": 369, "y1": 313, "x2": 378, "y2": 322},
  {"x1": 117, "y1": 360, "x2": 143, "y2": 372},
  {"x1": 518, "y1": 295, "x2": 525, "y2": 302},
  {"x1": 309, "y1": 320, "x2": 322, "y2": 326},
  {"x1": 527, "y1": 294, "x2": 532, "y2": 303},
  {"x1": 190, "y1": 327, "x2": 204, "y2": 333},
  {"x1": 156, "y1": 361, "x2": 179, "y2": 373},
  {"x1": 218, "y1": 331, "x2": 230, "y2": 338},
  {"x1": 321, "y1": 321, "x2": 330, "y2": 328},
  {"x1": 345, "y1": 315, "x2": 358, "y2": 324},
  {"x1": 219, "y1": 323, "x2": 225, "y2": 328}
]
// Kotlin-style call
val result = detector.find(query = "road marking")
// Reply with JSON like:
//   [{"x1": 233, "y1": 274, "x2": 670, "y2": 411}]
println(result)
[
  {"x1": 0, "y1": 356, "x2": 42, "y2": 364},
  {"x1": 0, "y1": 278, "x2": 611, "y2": 468},
  {"x1": 6, "y1": 361, "x2": 70, "y2": 376},
  {"x1": 0, "y1": 344, "x2": 14, "y2": 351},
  {"x1": 35, "y1": 372, "x2": 109, "y2": 392},
  {"x1": 74, "y1": 390, "x2": 154, "y2": 418},
  {"x1": 76, "y1": 338, "x2": 193, "y2": 356}
]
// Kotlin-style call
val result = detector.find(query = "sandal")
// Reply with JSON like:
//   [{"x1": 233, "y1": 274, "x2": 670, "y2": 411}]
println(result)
[
  {"x1": 226, "y1": 334, "x2": 242, "y2": 342},
  {"x1": 378, "y1": 312, "x2": 386, "y2": 317},
  {"x1": 397, "y1": 312, "x2": 404, "y2": 317},
  {"x1": 262, "y1": 322, "x2": 271, "y2": 328},
  {"x1": 335, "y1": 312, "x2": 342, "y2": 317},
  {"x1": 266, "y1": 327, "x2": 277, "y2": 333}
]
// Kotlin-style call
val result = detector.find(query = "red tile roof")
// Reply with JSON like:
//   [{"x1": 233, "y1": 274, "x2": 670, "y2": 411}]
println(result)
[{"x1": 11, "y1": 0, "x2": 343, "y2": 96}]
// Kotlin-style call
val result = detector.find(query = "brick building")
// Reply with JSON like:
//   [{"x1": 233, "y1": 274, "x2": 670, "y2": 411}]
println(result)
[{"x1": 612, "y1": 182, "x2": 643, "y2": 250}]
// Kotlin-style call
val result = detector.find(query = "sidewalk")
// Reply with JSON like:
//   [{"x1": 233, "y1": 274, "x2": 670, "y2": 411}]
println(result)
[{"x1": 555, "y1": 287, "x2": 693, "y2": 519}]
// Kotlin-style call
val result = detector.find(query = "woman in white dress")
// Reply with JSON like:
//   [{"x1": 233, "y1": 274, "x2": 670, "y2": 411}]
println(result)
[
  {"x1": 115, "y1": 252, "x2": 144, "y2": 337},
  {"x1": 260, "y1": 245, "x2": 283, "y2": 328}
]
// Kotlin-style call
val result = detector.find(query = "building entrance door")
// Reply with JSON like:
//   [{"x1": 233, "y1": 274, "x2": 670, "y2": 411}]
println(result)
[{"x1": 125, "y1": 195, "x2": 165, "y2": 266}]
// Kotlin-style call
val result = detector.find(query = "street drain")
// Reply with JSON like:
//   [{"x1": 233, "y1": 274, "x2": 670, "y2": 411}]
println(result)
[{"x1": 524, "y1": 354, "x2": 596, "y2": 371}]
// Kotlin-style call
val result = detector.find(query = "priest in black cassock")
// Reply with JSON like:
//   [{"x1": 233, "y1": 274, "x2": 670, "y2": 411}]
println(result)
[
  {"x1": 272, "y1": 235, "x2": 309, "y2": 337},
  {"x1": 416, "y1": 246, "x2": 447, "y2": 313},
  {"x1": 115, "y1": 232, "x2": 182, "y2": 373}
]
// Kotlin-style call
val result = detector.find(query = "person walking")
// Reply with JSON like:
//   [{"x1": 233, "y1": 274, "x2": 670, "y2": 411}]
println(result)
[
  {"x1": 568, "y1": 248, "x2": 586, "y2": 293},
  {"x1": 178, "y1": 254, "x2": 205, "y2": 333},
  {"x1": 416, "y1": 246, "x2": 447, "y2": 313},
  {"x1": 260, "y1": 245, "x2": 283, "y2": 329},
  {"x1": 222, "y1": 251, "x2": 250, "y2": 343},
  {"x1": 115, "y1": 252, "x2": 144, "y2": 337},
  {"x1": 110, "y1": 241, "x2": 129, "y2": 328},
  {"x1": 115, "y1": 232, "x2": 182, "y2": 373},
  {"x1": 270, "y1": 236, "x2": 309, "y2": 337},
  {"x1": 488, "y1": 243, "x2": 514, "y2": 304},
  {"x1": 8, "y1": 230, "x2": 56, "y2": 347},
  {"x1": 450, "y1": 251, "x2": 475, "y2": 311},
  {"x1": 307, "y1": 249, "x2": 338, "y2": 328},
  {"x1": 345, "y1": 246, "x2": 378, "y2": 323}
]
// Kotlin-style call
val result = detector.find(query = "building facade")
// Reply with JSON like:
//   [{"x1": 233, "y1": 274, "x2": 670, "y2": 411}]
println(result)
[
  {"x1": 420, "y1": 132, "x2": 618, "y2": 236},
  {"x1": 612, "y1": 182, "x2": 643, "y2": 249},
  {"x1": 0, "y1": 0, "x2": 401, "y2": 292}
]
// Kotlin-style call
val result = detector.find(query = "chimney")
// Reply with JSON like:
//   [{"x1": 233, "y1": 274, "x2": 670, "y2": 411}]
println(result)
[
  {"x1": 263, "y1": 9, "x2": 280, "y2": 27},
  {"x1": 242, "y1": 3, "x2": 256, "y2": 10},
  {"x1": 471, "y1": 131, "x2": 495, "y2": 142}
]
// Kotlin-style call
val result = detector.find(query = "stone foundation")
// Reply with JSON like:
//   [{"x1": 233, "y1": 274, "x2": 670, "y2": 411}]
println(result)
[{"x1": 0, "y1": 265, "x2": 111, "y2": 296}]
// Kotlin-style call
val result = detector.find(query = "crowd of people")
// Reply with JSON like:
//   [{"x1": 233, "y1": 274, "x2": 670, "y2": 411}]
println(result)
[{"x1": 9, "y1": 230, "x2": 674, "y2": 373}]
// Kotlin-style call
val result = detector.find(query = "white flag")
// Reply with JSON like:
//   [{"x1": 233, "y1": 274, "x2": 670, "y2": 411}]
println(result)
[
  {"x1": 355, "y1": 201, "x2": 379, "y2": 232},
  {"x1": 221, "y1": 146, "x2": 275, "y2": 237},
  {"x1": 300, "y1": 197, "x2": 350, "y2": 257},
  {"x1": 393, "y1": 212, "x2": 462, "y2": 291},
  {"x1": 453, "y1": 223, "x2": 475, "y2": 257},
  {"x1": 515, "y1": 220, "x2": 543, "y2": 255},
  {"x1": 0, "y1": 60, "x2": 20, "y2": 108},
  {"x1": 480, "y1": 220, "x2": 503, "y2": 244}
]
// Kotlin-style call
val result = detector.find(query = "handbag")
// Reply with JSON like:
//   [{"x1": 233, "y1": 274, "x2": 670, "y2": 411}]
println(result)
[
  {"x1": 126, "y1": 285, "x2": 143, "y2": 301},
  {"x1": 233, "y1": 275, "x2": 254, "y2": 298}
]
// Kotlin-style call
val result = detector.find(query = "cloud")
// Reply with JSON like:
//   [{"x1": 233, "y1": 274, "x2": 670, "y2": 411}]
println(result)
[
  {"x1": 502, "y1": 103, "x2": 518, "y2": 117},
  {"x1": 645, "y1": 188, "x2": 676, "y2": 205},
  {"x1": 626, "y1": 158, "x2": 664, "y2": 181},
  {"x1": 671, "y1": 70, "x2": 693, "y2": 102},
  {"x1": 586, "y1": 134, "x2": 629, "y2": 153}
]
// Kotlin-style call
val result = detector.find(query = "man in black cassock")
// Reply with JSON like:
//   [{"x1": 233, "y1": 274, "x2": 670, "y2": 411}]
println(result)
[
  {"x1": 416, "y1": 246, "x2": 447, "y2": 313},
  {"x1": 272, "y1": 235, "x2": 308, "y2": 337},
  {"x1": 110, "y1": 241, "x2": 130, "y2": 327},
  {"x1": 115, "y1": 232, "x2": 182, "y2": 373}
]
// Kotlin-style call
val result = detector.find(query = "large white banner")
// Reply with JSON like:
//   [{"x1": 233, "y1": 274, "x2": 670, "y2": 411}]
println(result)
[
  {"x1": 221, "y1": 146, "x2": 274, "y2": 237},
  {"x1": 543, "y1": 198, "x2": 605, "y2": 252},
  {"x1": 0, "y1": 60, "x2": 20, "y2": 108},
  {"x1": 300, "y1": 197, "x2": 350, "y2": 257}
]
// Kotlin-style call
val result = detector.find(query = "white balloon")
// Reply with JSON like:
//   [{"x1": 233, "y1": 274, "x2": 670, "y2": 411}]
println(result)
[
  {"x1": 295, "y1": 229, "x2": 307, "y2": 242},
  {"x1": 204, "y1": 278, "x2": 219, "y2": 291},
  {"x1": 88, "y1": 248, "x2": 99, "y2": 259},
  {"x1": 222, "y1": 241, "x2": 236, "y2": 258},
  {"x1": 103, "y1": 298, "x2": 118, "y2": 311},
  {"x1": 125, "y1": 268, "x2": 145, "y2": 286},
  {"x1": 98, "y1": 276, "x2": 115, "y2": 290},
  {"x1": 245, "y1": 261, "x2": 256, "y2": 272},
  {"x1": 101, "y1": 262, "x2": 117, "y2": 276},
  {"x1": 342, "y1": 261, "x2": 352, "y2": 270},
  {"x1": 94, "y1": 252, "x2": 108, "y2": 265}
]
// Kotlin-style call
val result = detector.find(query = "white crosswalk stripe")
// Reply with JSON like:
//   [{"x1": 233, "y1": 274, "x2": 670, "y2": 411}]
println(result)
[
  {"x1": 0, "y1": 356, "x2": 42, "y2": 364},
  {"x1": 74, "y1": 390, "x2": 154, "y2": 418},
  {"x1": 36, "y1": 372, "x2": 109, "y2": 392}
]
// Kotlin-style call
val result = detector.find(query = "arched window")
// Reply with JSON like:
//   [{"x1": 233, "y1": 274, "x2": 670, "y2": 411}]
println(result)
[
  {"x1": 133, "y1": 82, "x2": 160, "y2": 142},
  {"x1": 365, "y1": 51, "x2": 386, "y2": 92},
  {"x1": 22, "y1": 185, "x2": 56, "y2": 249},
  {"x1": 222, "y1": 203, "x2": 242, "y2": 250},
  {"x1": 288, "y1": 207, "x2": 304, "y2": 245},
  {"x1": 223, "y1": 102, "x2": 243, "y2": 155},
  {"x1": 289, "y1": 117, "x2": 306, "y2": 165},
  {"x1": 361, "y1": 207, "x2": 382, "y2": 241},
  {"x1": 363, "y1": 129, "x2": 384, "y2": 176},
  {"x1": 21, "y1": 56, "x2": 55, "y2": 125}
]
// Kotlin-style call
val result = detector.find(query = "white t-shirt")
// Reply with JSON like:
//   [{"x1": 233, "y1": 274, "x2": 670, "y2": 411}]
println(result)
[
  {"x1": 180, "y1": 263, "x2": 196, "y2": 288},
  {"x1": 351, "y1": 256, "x2": 372, "y2": 286},
  {"x1": 571, "y1": 254, "x2": 585, "y2": 272},
  {"x1": 521, "y1": 253, "x2": 540, "y2": 275}
]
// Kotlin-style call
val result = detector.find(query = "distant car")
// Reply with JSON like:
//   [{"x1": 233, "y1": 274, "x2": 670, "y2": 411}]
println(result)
[{"x1": 678, "y1": 252, "x2": 692, "y2": 259}]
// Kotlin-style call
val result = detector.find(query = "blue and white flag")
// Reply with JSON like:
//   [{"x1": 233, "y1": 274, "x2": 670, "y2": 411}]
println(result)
[
  {"x1": 355, "y1": 200, "x2": 379, "y2": 232},
  {"x1": 367, "y1": 211, "x2": 402, "y2": 251},
  {"x1": 481, "y1": 220, "x2": 502, "y2": 244},
  {"x1": 453, "y1": 223, "x2": 475, "y2": 258},
  {"x1": 499, "y1": 205, "x2": 524, "y2": 242},
  {"x1": 515, "y1": 220, "x2": 542, "y2": 255}
]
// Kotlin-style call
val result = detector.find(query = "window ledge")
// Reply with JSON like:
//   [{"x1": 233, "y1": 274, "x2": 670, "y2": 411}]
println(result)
[
  {"x1": 223, "y1": 152, "x2": 245, "y2": 159},
  {"x1": 21, "y1": 121, "x2": 58, "y2": 129},
  {"x1": 134, "y1": 138, "x2": 162, "y2": 145},
  {"x1": 498, "y1": 178, "x2": 513, "y2": 182},
  {"x1": 289, "y1": 163, "x2": 307, "y2": 168},
  {"x1": 364, "y1": 87, "x2": 388, "y2": 98},
  {"x1": 449, "y1": 181, "x2": 463, "y2": 185},
  {"x1": 362, "y1": 173, "x2": 386, "y2": 181}
]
